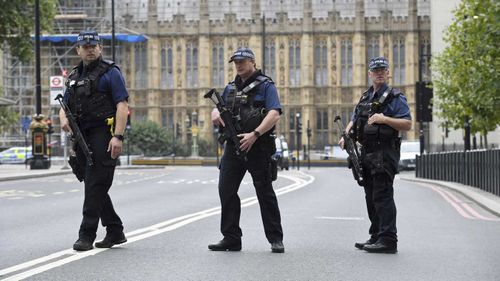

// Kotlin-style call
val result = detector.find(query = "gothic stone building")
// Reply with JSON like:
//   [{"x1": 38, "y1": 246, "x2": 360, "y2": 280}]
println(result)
[{"x1": 3, "y1": 0, "x2": 431, "y2": 151}]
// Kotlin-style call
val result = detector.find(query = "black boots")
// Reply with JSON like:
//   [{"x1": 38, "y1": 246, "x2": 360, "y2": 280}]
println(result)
[
  {"x1": 354, "y1": 237, "x2": 378, "y2": 250},
  {"x1": 208, "y1": 238, "x2": 242, "y2": 251},
  {"x1": 208, "y1": 238, "x2": 285, "y2": 253},
  {"x1": 363, "y1": 241, "x2": 397, "y2": 254},
  {"x1": 95, "y1": 232, "x2": 127, "y2": 248},
  {"x1": 73, "y1": 238, "x2": 93, "y2": 251},
  {"x1": 271, "y1": 241, "x2": 285, "y2": 253}
]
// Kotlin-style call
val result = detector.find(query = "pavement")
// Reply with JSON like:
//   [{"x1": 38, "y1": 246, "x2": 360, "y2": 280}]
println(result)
[
  {"x1": 397, "y1": 172, "x2": 500, "y2": 217},
  {"x1": 1, "y1": 164, "x2": 499, "y2": 217}
]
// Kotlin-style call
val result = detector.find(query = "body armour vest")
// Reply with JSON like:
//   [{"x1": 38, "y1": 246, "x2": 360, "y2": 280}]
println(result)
[
  {"x1": 226, "y1": 75, "x2": 272, "y2": 136},
  {"x1": 354, "y1": 87, "x2": 401, "y2": 144},
  {"x1": 66, "y1": 58, "x2": 117, "y2": 125}
]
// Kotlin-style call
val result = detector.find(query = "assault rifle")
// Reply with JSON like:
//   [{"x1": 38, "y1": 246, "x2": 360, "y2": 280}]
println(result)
[
  {"x1": 204, "y1": 89, "x2": 247, "y2": 161},
  {"x1": 334, "y1": 116, "x2": 364, "y2": 186},
  {"x1": 55, "y1": 94, "x2": 93, "y2": 181}
]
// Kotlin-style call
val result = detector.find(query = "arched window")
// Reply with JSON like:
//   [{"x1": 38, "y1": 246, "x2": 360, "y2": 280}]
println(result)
[
  {"x1": 420, "y1": 37, "x2": 431, "y2": 81},
  {"x1": 314, "y1": 40, "x2": 328, "y2": 86},
  {"x1": 134, "y1": 42, "x2": 148, "y2": 89},
  {"x1": 393, "y1": 37, "x2": 405, "y2": 85},
  {"x1": 289, "y1": 39, "x2": 301, "y2": 86},
  {"x1": 341, "y1": 39, "x2": 353, "y2": 86},
  {"x1": 366, "y1": 36, "x2": 380, "y2": 84},
  {"x1": 161, "y1": 43, "x2": 174, "y2": 89},
  {"x1": 211, "y1": 41, "x2": 224, "y2": 87},
  {"x1": 186, "y1": 41, "x2": 198, "y2": 87},
  {"x1": 264, "y1": 39, "x2": 276, "y2": 79}
]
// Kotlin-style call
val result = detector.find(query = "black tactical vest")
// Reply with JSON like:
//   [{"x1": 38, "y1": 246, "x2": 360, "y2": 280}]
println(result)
[
  {"x1": 66, "y1": 58, "x2": 117, "y2": 125},
  {"x1": 226, "y1": 75, "x2": 272, "y2": 136},
  {"x1": 354, "y1": 87, "x2": 401, "y2": 145},
  {"x1": 224, "y1": 73, "x2": 277, "y2": 154}
]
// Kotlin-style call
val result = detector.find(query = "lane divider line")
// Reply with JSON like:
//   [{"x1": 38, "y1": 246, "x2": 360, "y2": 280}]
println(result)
[{"x1": 0, "y1": 172, "x2": 314, "y2": 281}]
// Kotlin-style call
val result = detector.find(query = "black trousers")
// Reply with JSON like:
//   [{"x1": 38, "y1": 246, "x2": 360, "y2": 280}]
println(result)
[
  {"x1": 218, "y1": 142, "x2": 283, "y2": 243},
  {"x1": 77, "y1": 125, "x2": 123, "y2": 241},
  {"x1": 361, "y1": 147, "x2": 398, "y2": 245}
]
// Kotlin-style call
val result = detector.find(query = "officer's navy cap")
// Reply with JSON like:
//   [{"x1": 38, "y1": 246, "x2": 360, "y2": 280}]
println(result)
[
  {"x1": 368, "y1": 56, "x2": 389, "y2": 70},
  {"x1": 229, "y1": 47, "x2": 255, "y2": 63},
  {"x1": 77, "y1": 30, "x2": 101, "y2": 46}
]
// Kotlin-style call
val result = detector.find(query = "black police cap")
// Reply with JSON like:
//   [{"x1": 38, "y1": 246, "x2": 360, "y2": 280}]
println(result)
[
  {"x1": 368, "y1": 56, "x2": 389, "y2": 70},
  {"x1": 77, "y1": 30, "x2": 101, "y2": 46}
]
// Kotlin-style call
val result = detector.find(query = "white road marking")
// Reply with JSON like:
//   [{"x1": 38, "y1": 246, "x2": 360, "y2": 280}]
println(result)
[
  {"x1": 0, "y1": 190, "x2": 45, "y2": 199},
  {"x1": 0, "y1": 171, "x2": 314, "y2": 281},
  {"x1": 0, "y1": 190, "x2": 18, "y2": 198},
  {"x1": 315, "y1": 216, "x2": 365, "y2": 221}
]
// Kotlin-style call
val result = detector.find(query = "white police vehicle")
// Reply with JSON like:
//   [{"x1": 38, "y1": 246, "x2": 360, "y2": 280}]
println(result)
[{"x1": 0, "y1": 147, "x2": 33, "y2": 164}]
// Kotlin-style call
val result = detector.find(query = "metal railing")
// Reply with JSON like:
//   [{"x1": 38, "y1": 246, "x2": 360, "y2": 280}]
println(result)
[{"x1": 416, "y1": 149, "x2": 500, "y2": 197}]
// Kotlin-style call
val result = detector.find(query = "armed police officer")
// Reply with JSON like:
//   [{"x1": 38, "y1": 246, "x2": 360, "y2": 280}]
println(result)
[
  {"x1": 339, "y1": 57, "x2": 412, "y2": 254},
  {"x1": 59, "y1": 31, "x2": 128, "y2": 251},
  {"x1": 208, "y1": 48, "x2": 285, "y2": 253}
]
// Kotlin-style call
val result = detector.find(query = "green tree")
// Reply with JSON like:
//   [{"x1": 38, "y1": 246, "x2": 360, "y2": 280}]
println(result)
[
  {"x1": 0, "y1": 107, "x2": 19, "y2": 135},
  {"x1": 0, "y1": 0, "x2": 56, "y2": 62},
  {"x1": 127, "y1": 120, "x2": 172, "y2": 156},
  {"x1": 432, "y1": 0, "x2": 500, "y2": 143}
]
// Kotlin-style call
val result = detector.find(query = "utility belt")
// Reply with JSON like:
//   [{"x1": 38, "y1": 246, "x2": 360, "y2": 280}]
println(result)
[
  {"x1": 77, "y1": 116, "x2": 116, "y2": 138},
  {"x1": 362, "y1": 137, "x2": 401, "y2": 152}
]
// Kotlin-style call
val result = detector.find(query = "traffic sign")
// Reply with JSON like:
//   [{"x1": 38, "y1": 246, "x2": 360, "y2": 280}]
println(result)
[
  {"x1": 50, "y1": 76, "x2": 64, "y2": 88},
  {"x1": 50, "y1": 76, "x2": 65, "y2": 106}
]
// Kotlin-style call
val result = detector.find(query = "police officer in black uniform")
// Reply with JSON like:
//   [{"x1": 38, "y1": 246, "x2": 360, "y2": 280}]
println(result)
[
  {"x1": 340, "y1": 57, "x2": 412, "y2": 253},
  {"x1": 59, "y1": 31, "x2": 129, "y2": 251},
  {"x1": 208, "y1": 48, "x2": 285, "y2": 253}
]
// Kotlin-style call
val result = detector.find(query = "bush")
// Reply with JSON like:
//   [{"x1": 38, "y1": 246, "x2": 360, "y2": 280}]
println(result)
[
  {"x1": 126, "y1": 120, "x2": 172, "y2": 156},
  {"x1": 123, "y1": 120, "x2": 218, "y2": 157}
]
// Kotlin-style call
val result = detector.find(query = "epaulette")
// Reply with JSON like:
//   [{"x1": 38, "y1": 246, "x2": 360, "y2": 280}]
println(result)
[
  {"x1": 101, "y1": 59, "x2": 115, "y2": 66},
  {"x1": 256, "y1": 75, "x2": 274, "y2": 84},
  {"x1": 101, "y1": 59, "x2": 121, "y2": 71},
  {"x1": 390, "y1": 88, "x2": 402, "y2": 98}
]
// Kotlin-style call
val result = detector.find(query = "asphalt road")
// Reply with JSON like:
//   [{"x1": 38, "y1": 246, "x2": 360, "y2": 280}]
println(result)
[{"x1": 1, "y1": 167, "x2": 499, "y2": 281}]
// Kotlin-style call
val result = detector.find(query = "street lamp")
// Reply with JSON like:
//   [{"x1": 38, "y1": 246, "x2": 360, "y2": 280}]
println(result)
[
  {"x1": 171, "y1": 123, "x2": 176, "y2": 164},
  {"x1": 295, "y1": 113, "x2": 301, "y2": 170},
  {"x1": 185, "y1": 117, "x2": 191, "y2": 155},
  {"x1": 191, "y1": 111, "x2": 199, "y2": 158}
]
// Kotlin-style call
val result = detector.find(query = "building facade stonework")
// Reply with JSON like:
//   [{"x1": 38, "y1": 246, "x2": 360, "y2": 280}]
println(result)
[{"x1": 3, "y1": 0, "x2": 431, "y2": 151}]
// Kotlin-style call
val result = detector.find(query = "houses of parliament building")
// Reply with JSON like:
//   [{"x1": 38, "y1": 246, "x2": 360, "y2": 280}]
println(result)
[{"x1": 1, "y1": 0, "x2": 431, "y2": 151}]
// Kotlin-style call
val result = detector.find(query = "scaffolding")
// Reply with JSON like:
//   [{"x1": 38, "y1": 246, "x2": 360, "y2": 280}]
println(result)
[{"x1": 1, "y1": 0, "x2": 125, "y2": 146}]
